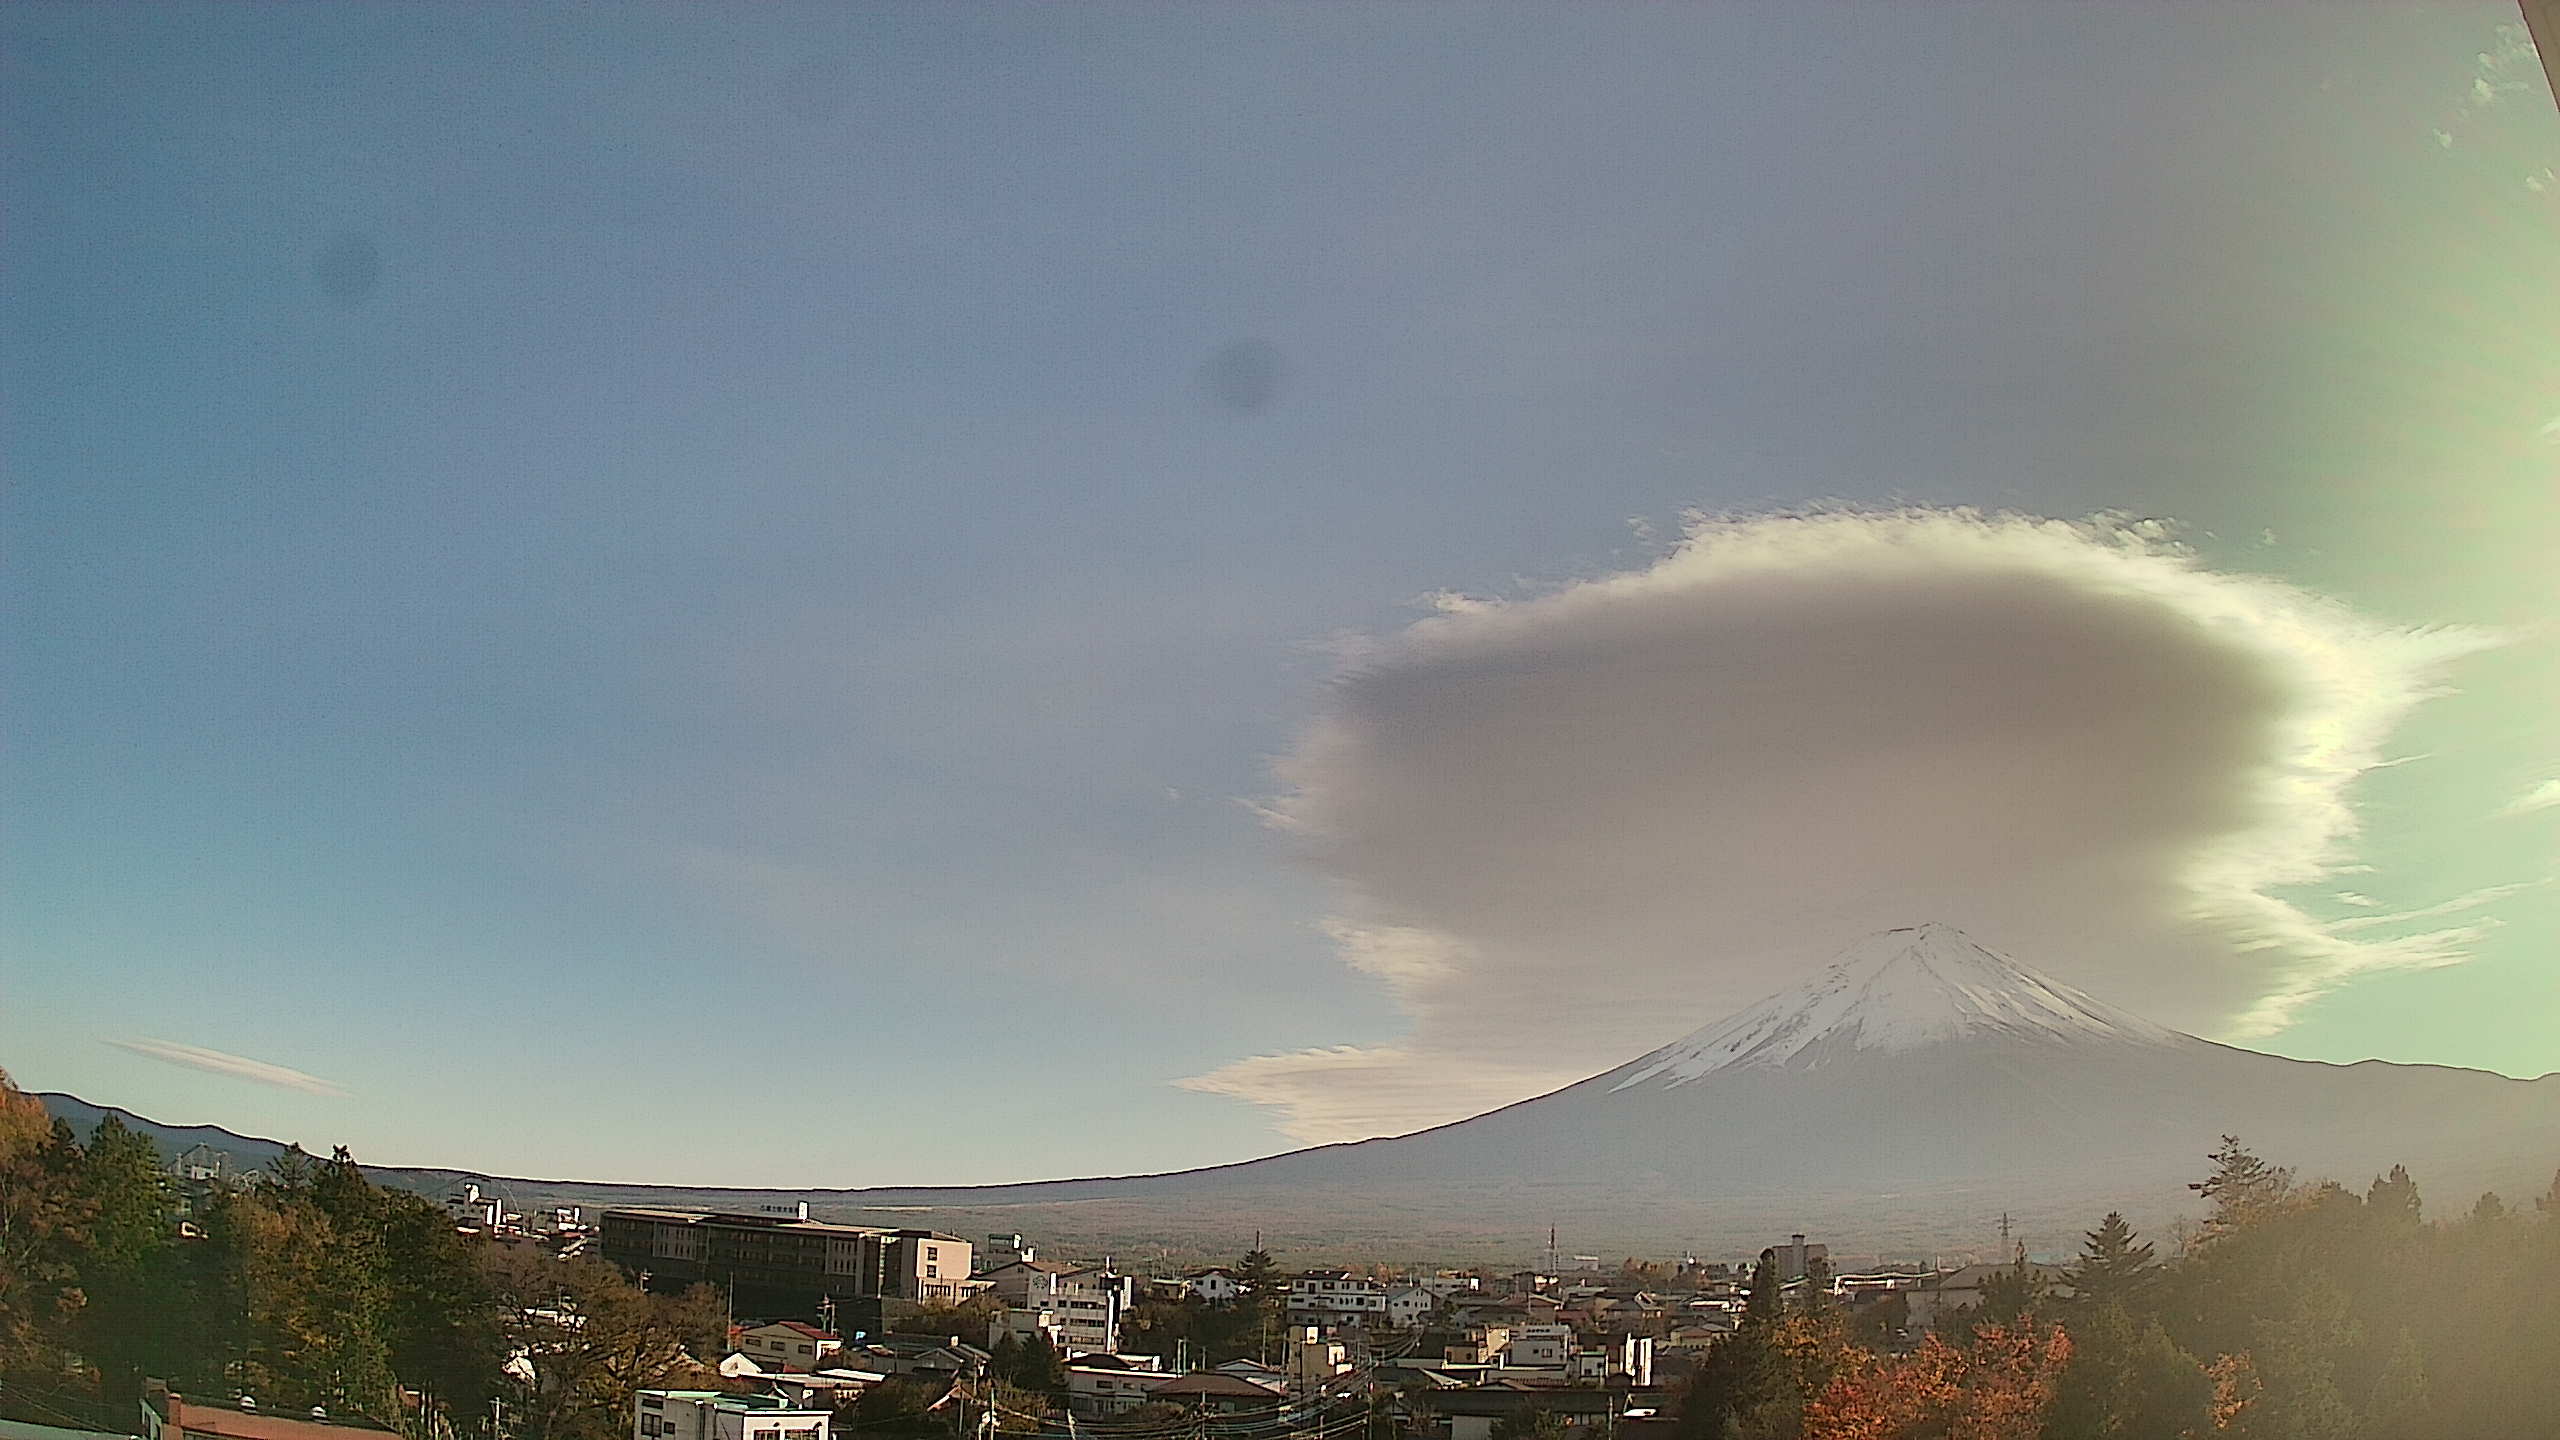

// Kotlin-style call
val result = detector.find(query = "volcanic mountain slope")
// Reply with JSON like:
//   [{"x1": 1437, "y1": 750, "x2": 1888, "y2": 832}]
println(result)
[
  {"x1": 797, "y1": 925, "x2": 2560, "y2": 1253},
  {"x1": 42, "y1": 926, "x2": 2560, "y2": 1259}
]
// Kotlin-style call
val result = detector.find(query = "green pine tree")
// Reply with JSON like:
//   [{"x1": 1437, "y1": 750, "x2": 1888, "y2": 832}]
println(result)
[
  {"x1": 1743, "y1": 1254, "x2": 1780, "y2": 1325},
  {"x1": 2067, "y1": 1212, "x2": 2156, "y2": 1308},
  {"x1": 73, "y1": 1116, "x2": 183, "y2": 1411},
  {"x1": 2190, "y1": 1135, "x2": 2294, "y2": 1239},
  {"x1": 1976, "y1": 1244, "x2": 2042, "y2": 1328},
  {"x1": 2365, "y1": 1164, "x2": 2421, "y2": 1226}
]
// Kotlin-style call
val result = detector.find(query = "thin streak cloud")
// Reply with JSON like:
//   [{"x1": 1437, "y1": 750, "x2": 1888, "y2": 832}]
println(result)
[
  {"x1": 106, "y1": 1038, "x2": 349, "y2": 1097},
  {"x1": 2501, "y1": 778, "x2": 2560, "y2": 816}
]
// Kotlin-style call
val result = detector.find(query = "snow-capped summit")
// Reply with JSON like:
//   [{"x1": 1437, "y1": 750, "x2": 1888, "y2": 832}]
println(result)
[{"x1": 1608, "y1": 923, "x2": 2193, "y2": 1089}]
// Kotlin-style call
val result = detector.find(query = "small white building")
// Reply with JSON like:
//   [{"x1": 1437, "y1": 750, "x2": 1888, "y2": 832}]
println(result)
[
  {"x1": 1503, "y1": 1323, "x2": 1575, "y2": 1370},
  {"x1": 634, "y1": 1392, "x2": 828, "y2": 1440},
  {"x1": 448, "y1": 1183, "x2": 504, "y2": 1229},
  {"x1": 1287, "y1": 1328, "x2": 1354, "y2": 1393},
  {"x1": 1183, "y1": 1269, "x2": 1243, "y2": 1304},
  {"x1": 1384, "y1": 1285, "x2": 1439, "y2": 1328}
]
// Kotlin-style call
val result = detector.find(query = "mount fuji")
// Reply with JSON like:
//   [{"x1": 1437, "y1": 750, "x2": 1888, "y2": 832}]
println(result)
[
  {"x1": 756, "y1": 924, "x2": 2560, "y2": 1255},
  {"x1": 42, "y1": 925, "x2": 2560, "y2": 1259}
]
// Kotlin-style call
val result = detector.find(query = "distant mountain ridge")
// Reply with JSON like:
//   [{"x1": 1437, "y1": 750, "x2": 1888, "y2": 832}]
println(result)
[{"x1": 39, "y1": 926, "x2": 2560, "y2": 1262}]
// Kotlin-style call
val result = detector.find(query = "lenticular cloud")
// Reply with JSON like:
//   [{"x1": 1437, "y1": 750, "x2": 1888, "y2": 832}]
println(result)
[{"x1": 1182, "y1": 508, "x2": 2493, "y2": 1144}]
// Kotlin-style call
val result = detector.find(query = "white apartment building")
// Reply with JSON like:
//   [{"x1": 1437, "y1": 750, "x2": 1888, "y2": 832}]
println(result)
[
  {"x1": 1286, "y1": 1275, "x2": 1386, "y2": 1322},
  {"x1": 634, "y1": 1392, "x2": 828, "y2": 1440},
  {"x1": 982, "y1": 1260, "x2": 1130, "y2": 1354}
]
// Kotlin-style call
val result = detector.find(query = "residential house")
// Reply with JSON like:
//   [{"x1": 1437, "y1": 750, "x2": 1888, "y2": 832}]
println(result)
[
  {"x1": 1502, "y1": 1324, "x2": 1574, "y2": 1370},
  {"x1": 736, "y1": 1322, "x2": 841, "y2": 1373},
  {"x1": 1415, "y1": 1381, "x2": 1666, "y2": 1440},
  {"x1": 1147, "y1": 1373, "x2": 1286, "y2": 1416},
  {"x1": 837, "y1": 1337, "x2": 989, "y2": 1380},
  {"x1": 1565, "y1": 1337, "x2": 1653, "y2": 1387},
  {"x1": 757, "y1": 1373, "x2": 884, "y2": 1411},
  {"x1": 633, "y1": 1392, "x2": 827, "y2": 1440},
  {"x1": 1902, "y1": 1262, "x2": 2072, "y2": 1332},
  {"x1": 1384, "y1": 1285, "x2": 1439, "y2": 1328},
  {"x1": 1063, "y1": 1363, "x2": 1176, "y2": 1418},
  {"x1": 1212, "y1": 1359, "x2": 1288, "y2": 1389},
  {"x1": 1182, "y1": 1268, "x2": 1242, "y2": 1304}
]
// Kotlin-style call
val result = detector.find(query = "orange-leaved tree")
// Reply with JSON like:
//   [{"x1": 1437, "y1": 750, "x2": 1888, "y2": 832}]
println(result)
[{"x1": 1801, "y1": 1321, "x2": 2072, "y2": 1440}]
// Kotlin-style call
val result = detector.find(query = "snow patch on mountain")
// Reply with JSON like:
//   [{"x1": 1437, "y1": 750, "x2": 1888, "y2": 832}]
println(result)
[{"x1": 1609, "y1": 923, "x2": 2193, "y2": 1089}]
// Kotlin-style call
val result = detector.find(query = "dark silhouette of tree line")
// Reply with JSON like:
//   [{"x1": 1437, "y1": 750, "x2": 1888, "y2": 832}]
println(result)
[{"x1": 0, "y1": 1070, "x2": 726, "y2": 1440}]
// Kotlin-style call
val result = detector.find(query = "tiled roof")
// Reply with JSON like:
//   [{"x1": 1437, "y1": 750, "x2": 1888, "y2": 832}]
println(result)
[
  {"x1": 169, "y1": 1400, "x2": 396, "y2": 1440},
  {"x1": 1151, "y1": 1373, "x2": 1284, "y2": 1399}
]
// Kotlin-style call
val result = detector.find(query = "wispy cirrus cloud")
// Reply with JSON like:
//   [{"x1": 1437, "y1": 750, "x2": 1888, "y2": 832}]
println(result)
[
  {"x1": 1184, "y1": 508, "x2": 2502, "y2": 1144},
  {"x1": 2500, "y1": 778, "x2": 2560, "y2": 817},
  {"x1": 106, "y1": 1038, "x2": 348, "y2": 1097}
]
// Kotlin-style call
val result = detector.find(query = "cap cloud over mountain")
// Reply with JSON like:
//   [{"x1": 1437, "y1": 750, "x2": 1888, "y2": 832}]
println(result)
[{"x1": 1186, "y1": 510, "x2": 2501, "y2": 1145}]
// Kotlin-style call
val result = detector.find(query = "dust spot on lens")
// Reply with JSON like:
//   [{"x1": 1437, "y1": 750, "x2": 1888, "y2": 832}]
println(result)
[
  {"x1": 314, "y1": 232, "x2": 381, "y2": 308},
  {"x1": 1201, "y1": 339, "x2": 1284, "y2": 414}
]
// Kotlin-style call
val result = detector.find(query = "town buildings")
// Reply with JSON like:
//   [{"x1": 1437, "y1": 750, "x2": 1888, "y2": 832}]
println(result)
[
  {"x1": 979, "y1": 1259, "x2": 1132, "y2": 1353},
  {"x1": 1759, "y1": 1234, "x2": 1829, "y2": 1284}
]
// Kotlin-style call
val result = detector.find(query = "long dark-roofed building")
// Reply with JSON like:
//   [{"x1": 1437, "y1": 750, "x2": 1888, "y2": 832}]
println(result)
[{"x1": 599, "y1": 1207, "x2": 972, "y2": 1320}]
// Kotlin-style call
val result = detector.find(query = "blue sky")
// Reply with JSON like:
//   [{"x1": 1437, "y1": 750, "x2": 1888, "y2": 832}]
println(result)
[{"x1": 5, "y1": 3, "x2": 2556, "y2": 1185}]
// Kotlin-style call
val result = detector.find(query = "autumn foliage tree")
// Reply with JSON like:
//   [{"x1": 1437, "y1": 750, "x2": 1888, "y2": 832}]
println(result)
[{"x1": 1800, "y1": 1322, "x2": 2071, "y2": 1440}]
